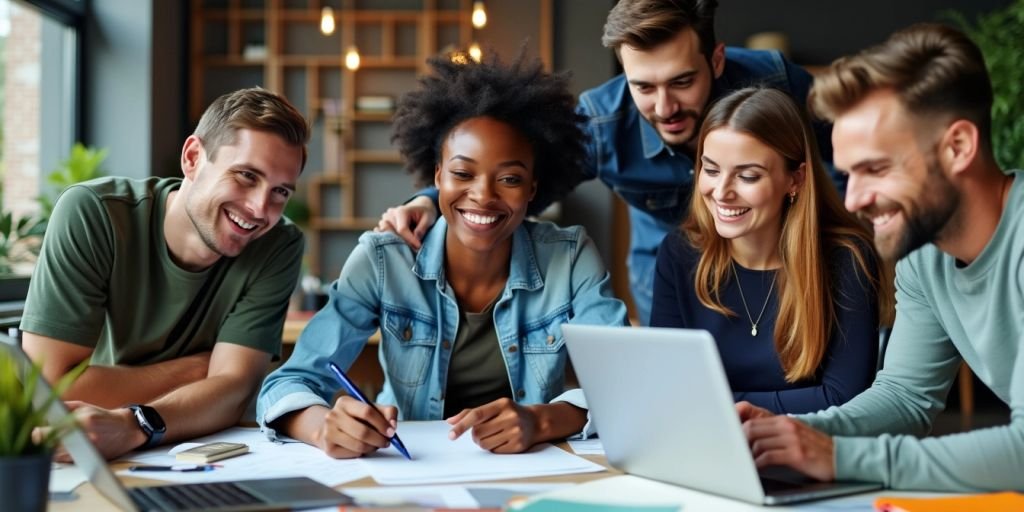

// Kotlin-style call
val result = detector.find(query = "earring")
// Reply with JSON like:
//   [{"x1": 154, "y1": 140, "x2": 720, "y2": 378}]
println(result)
[{"x1": 789, "y1": 192, "x2": 796, "y2": 205}]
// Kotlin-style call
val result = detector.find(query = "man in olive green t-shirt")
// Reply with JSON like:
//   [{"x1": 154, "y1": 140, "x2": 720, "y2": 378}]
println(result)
[
  {"x1": 737, "y1": 25, "x2": 1024, "y2": 492},
  {"x1": 20, "y1": 88, "x2": 309, "y2": 460}
]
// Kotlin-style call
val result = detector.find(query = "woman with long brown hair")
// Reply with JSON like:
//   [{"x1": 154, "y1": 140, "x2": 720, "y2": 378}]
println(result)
[{"x1": 651, "y1": 86, "x2": 888, "y2": 413}]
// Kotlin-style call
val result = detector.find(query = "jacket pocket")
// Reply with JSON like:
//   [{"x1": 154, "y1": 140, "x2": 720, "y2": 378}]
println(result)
[
  {"x1": 612, "y1": 183, "x2": 689, "y2": 225},
  {"x1": 520, "y1": 311, "x2": 570, "y2": 394},
  {"x1": 381, "y1": 307, "x2": 437, "y2": 387}
]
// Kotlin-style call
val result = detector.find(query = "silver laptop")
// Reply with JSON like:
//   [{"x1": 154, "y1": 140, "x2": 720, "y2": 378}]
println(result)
[
  {"x1": 563, "y1": 325, "x2": 882, "y2": 506},
  {"x1": 1, "y1": 335, "x2": 352, "y2": 511}
]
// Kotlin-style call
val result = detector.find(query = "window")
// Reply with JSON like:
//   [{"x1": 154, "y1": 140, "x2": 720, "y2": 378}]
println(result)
[{"x1": 0, "y1": 0, "x2": 82, "y2": 275}]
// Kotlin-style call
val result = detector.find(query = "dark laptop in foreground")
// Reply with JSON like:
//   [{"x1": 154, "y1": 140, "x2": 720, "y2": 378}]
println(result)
[
  {"x1": 563, "y1": 324, "x2": 882, "y2": 506},
  {"x1": 1, "y1": 335, "x2": 352, "y2": 511}
]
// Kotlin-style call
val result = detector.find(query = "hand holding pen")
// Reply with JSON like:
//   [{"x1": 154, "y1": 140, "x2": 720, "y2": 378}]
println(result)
[{"x1": 320, "y1": 362, "x2": 412, "y2": 460}]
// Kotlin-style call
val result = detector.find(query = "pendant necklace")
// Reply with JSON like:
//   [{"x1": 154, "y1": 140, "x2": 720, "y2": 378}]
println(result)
[{"x1": 731, "y1": 261, "x2": 777, "y2": 337}]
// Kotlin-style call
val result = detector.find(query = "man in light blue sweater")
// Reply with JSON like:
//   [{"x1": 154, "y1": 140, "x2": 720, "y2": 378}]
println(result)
[{"x1": 738, "y1": 23, "x2": 1024, "y2": 492}]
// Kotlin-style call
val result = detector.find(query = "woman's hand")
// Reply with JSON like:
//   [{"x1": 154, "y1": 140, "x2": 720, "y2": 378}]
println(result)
[
  {"x1": 446, "y1": 397, "x2": 540, "y2": 453},
  {"x1": 313, "y1": 396, "x2": 398, "y2": 459}
]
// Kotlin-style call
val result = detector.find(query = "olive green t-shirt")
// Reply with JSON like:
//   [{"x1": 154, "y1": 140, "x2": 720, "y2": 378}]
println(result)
[
  {"x1": 20, "y1": 177, "x2": 304, "y2": 365},
  {"x1": 443, "y1": 300, "x2": 513, "y2": 418}
]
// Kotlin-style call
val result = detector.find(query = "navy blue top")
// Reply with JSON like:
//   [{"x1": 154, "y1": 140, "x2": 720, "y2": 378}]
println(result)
[{"x1": 650, "y1": 230, "x2": 879, "y2": 414}]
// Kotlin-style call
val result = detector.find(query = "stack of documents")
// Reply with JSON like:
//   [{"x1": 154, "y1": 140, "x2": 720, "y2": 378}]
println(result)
[
  {"x1": 117, "y1": 428, "x2": 369, "y2": 487},
  {"x1": 119, "y1": 421, "x2": 604, "y2": 487}
]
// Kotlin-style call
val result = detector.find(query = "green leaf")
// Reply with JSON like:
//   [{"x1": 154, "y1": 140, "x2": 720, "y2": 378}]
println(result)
[{"x1": 0, "y1": 353, "x2": 87, "y2": 456}]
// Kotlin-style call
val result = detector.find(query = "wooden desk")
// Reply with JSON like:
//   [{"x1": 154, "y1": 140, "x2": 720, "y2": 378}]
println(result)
[{"x1": 50, "y1": 446, "x2": 617, "y2": 511}]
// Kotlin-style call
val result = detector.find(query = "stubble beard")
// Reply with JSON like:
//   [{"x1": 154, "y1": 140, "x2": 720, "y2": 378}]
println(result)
[{"x1": 878, "y1": 159, "x2": 960, "y2": 261}]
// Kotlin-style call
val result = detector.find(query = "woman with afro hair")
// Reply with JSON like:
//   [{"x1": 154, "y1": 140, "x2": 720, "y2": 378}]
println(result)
[{"x1": 257, "y1": 52, "x2": 628, "y2": 458}]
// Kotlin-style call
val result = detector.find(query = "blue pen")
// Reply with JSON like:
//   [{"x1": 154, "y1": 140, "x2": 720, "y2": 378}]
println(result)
[
  {"x1": 327, "y1": 362, "x2": 412, "y2": 460},
  {"x1": 128, "y1": 464, "x2": 217, "y2": 472}
]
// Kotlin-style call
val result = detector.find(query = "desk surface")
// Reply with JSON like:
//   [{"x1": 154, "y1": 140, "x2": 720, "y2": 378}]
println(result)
[
  {"x1": 283, "y1": 314, "x2": 379, "y2": 345},
  {"x1": 50, "y1": 446, "x2": 617, "y2": 511}
]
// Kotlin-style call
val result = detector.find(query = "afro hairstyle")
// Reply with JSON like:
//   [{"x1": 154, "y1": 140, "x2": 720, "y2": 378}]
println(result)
[{"x1": 391, "y1": 50, "x2": 588, "y2": 216}]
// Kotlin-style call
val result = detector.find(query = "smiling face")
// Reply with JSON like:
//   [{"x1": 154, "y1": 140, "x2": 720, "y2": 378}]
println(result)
[
  {"x1": 435, "y1": 117, "x2": 537, "y2": 258},
  {"x1": 698, "y1": 127, "x2": 801, "y2": 255},
  {"x1": 833, "y1": 89, "x2": 959, "y2": 261},
  {"x1": 620, "y1": 28, "x2": 724, "y2": 150},
  {"x1": 182, "y1": 128, "x2": 301, "y2": 259}
]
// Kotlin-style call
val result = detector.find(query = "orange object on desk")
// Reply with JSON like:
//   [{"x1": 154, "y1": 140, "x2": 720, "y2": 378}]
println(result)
[{"x1": 875, "y1": 492, "x2": 1024, "y2": 512}]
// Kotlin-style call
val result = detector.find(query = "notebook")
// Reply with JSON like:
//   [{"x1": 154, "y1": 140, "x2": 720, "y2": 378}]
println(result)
[
  {"x1": 875, "y1": 492, "x2": 1024, "y2": 512},
  {"x1": 1, "y1": 336, "x2": 352, "y2": 511},
  {"x1": 563, "y1": 325, "x2": 882, "y2": 506}
]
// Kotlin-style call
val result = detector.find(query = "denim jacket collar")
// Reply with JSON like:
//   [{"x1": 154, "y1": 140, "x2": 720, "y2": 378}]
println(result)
[
  {"x1": 640, "y1": 117, "x2": 670, "y2": 160},
  {"x1": 413, "y1": 217, "x2": 544, "y2": 293}
]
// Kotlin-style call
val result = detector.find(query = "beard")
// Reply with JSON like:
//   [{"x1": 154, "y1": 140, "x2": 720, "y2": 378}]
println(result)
[
  {"x1": 649, "y1": 108, "x2": 702, "y2": 149},
  {"x1": 878, "y1": 158, "x2": 960, "y2": 261}
]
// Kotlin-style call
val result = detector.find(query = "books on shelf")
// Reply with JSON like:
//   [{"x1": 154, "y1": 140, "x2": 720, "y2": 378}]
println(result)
[{"x1": 355, "y1": 95, "x2": 395, "y2": 113}]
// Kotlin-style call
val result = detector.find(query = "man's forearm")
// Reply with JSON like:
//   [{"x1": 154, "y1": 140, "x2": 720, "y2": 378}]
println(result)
[
  {"x1": 149, "y1": 372, "x2": 264, "y2": 444},
  {"x1": 62, "y1": 352, "x2": 210, "y2": 408}
]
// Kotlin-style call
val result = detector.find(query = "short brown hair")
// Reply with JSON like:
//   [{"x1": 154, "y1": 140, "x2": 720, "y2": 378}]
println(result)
[
  {"x1": 602, "y1": 0, "x2": 718, "y2": 60},
  {"x1": 193, "y1": 87, "x2": 311, "y2": 171},
  {"x1": 809, "y1": 23, "x2": 992, "y2": 145}
]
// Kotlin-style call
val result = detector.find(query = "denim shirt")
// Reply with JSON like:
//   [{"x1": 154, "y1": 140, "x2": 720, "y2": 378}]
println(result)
[
  {"x1": 257, "y1": 218, "x2": 628, "y2": 438},
  {"x1": 577, "y1": 47, "x2": 839, "y2": 324}
]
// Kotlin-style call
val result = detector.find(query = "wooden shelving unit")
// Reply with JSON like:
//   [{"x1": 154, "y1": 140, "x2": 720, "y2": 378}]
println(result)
[{"x1": 190, "y1": 0, "x2": 473, "y2": 281}]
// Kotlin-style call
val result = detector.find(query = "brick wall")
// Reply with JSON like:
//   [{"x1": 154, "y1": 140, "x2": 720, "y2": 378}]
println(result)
[{"x1": 2, "y1": 2, "x2": 41, "y2": 219}]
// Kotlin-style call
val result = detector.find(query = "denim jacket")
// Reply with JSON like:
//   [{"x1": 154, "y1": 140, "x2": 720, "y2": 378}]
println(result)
[
  {"x1": 577, "y1": 47, "x2": 838, "y2": 324},
  {"x1": 257, "y1": 218, "x2": 628, "y2": 439}
]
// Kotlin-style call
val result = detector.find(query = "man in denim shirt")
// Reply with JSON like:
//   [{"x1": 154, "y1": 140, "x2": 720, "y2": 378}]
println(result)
[{"x1": 377, "y1": 0, "x2": 837, "y2": 324}]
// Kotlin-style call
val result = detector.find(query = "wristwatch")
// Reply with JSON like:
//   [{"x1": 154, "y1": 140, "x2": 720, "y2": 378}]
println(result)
[{"x1": 127, "y1": 404, "x2": 166, "y2": 450}]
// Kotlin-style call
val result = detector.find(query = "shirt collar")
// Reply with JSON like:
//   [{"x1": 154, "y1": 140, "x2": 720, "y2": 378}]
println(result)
[
  {"x1": 640, "y1": 116, "x2": 670, "y2": 159},
  {"x1": 413, "y1": 217, "x2": 543, "y2": 292}
]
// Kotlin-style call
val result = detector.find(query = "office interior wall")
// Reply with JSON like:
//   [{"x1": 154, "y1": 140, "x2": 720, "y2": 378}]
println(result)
[{"x1": 84, "y1": 0, "x2": 186, "y2": 180}]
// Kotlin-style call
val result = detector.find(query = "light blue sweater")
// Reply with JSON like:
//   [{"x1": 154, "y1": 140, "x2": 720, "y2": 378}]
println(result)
[{"x1": 798, "y1": 170, "x2": 1024, "y2": 491}]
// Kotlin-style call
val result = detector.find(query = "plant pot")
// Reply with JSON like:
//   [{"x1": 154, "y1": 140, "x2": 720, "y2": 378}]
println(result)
[{"x1": 0, "y1": 452, "x2": 51, "y2": 512}]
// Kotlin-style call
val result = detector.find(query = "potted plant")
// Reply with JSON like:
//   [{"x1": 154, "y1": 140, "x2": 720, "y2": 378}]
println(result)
[
  {"x1": 948, "y1": 0, "x2": 1024, "y2": 170},
  {"x1": 0, "y1": 352, "x2": 86, "y2": 512},
  {"x1": 0, "y1": 143, "x2": 107, "y2": 301}
]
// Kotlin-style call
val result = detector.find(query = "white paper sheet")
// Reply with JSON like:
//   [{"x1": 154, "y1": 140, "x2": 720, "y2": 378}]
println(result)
[
  {"x1": 361, "y1": 421, "x2": 605, "y2": 485},
  {"x1": 115, "y1": 427, "x2": 369, "y2": 487},
  {"x1": 49, "y1": 462, "x2": 87, "y2": 493},
  {"x1": 568, "y1": 438, "x2": 605, "y2": 455}
]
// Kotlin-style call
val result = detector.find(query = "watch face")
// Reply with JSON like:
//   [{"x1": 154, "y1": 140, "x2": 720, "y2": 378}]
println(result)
[{"x1": 138, "y1": 405, "x2": 166, "y2": 432}]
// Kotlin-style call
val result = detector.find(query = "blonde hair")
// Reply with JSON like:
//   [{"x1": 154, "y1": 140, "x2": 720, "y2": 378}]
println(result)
[{"x1": 684, "y1": 87, "x2": 886, "y2": 382}]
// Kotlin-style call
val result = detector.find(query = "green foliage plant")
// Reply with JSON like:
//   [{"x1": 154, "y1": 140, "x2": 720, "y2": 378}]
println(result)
[
  {"x1": 0, "y1": 353, "x2": 87, "y2": 456},
  {"x1": 36, "y1": 143, "x2": 109, "y2": 225},
  {"x1": 947, "y1": 0, "x2": 1024, "y2": 170},
  {"x1": 0, "y1": 143, "x2": 107, "y2": 274}
]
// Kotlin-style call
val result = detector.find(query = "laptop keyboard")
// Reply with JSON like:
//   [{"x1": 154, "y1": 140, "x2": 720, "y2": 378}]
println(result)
[{"x1": 129, "y1": 482, "x2": 264, "y2": 511}]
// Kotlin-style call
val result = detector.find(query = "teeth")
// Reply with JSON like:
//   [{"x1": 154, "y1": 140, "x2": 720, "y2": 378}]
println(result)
[
  {"x1": 717, "y1": 206, "x2": 750, "y2": 217},
  {"x1": 228, "y1": 211, "x2": 257, "y2": 230},
  {"x1": 872, "y1": 212, "x2": 894, "y2": 226},
  {"x1": 463, "y1": 212, "x2": 499, "y2": 225}
]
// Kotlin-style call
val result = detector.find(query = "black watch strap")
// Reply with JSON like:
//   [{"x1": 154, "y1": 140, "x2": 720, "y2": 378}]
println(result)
[{"x1": 128, "y1": 404, "x2": 166, "y2": 450}]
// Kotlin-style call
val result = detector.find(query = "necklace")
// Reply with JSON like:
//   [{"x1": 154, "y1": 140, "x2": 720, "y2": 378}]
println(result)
[{"x1": 731, "y1": 261, "x2": 778, "y2": 337}]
